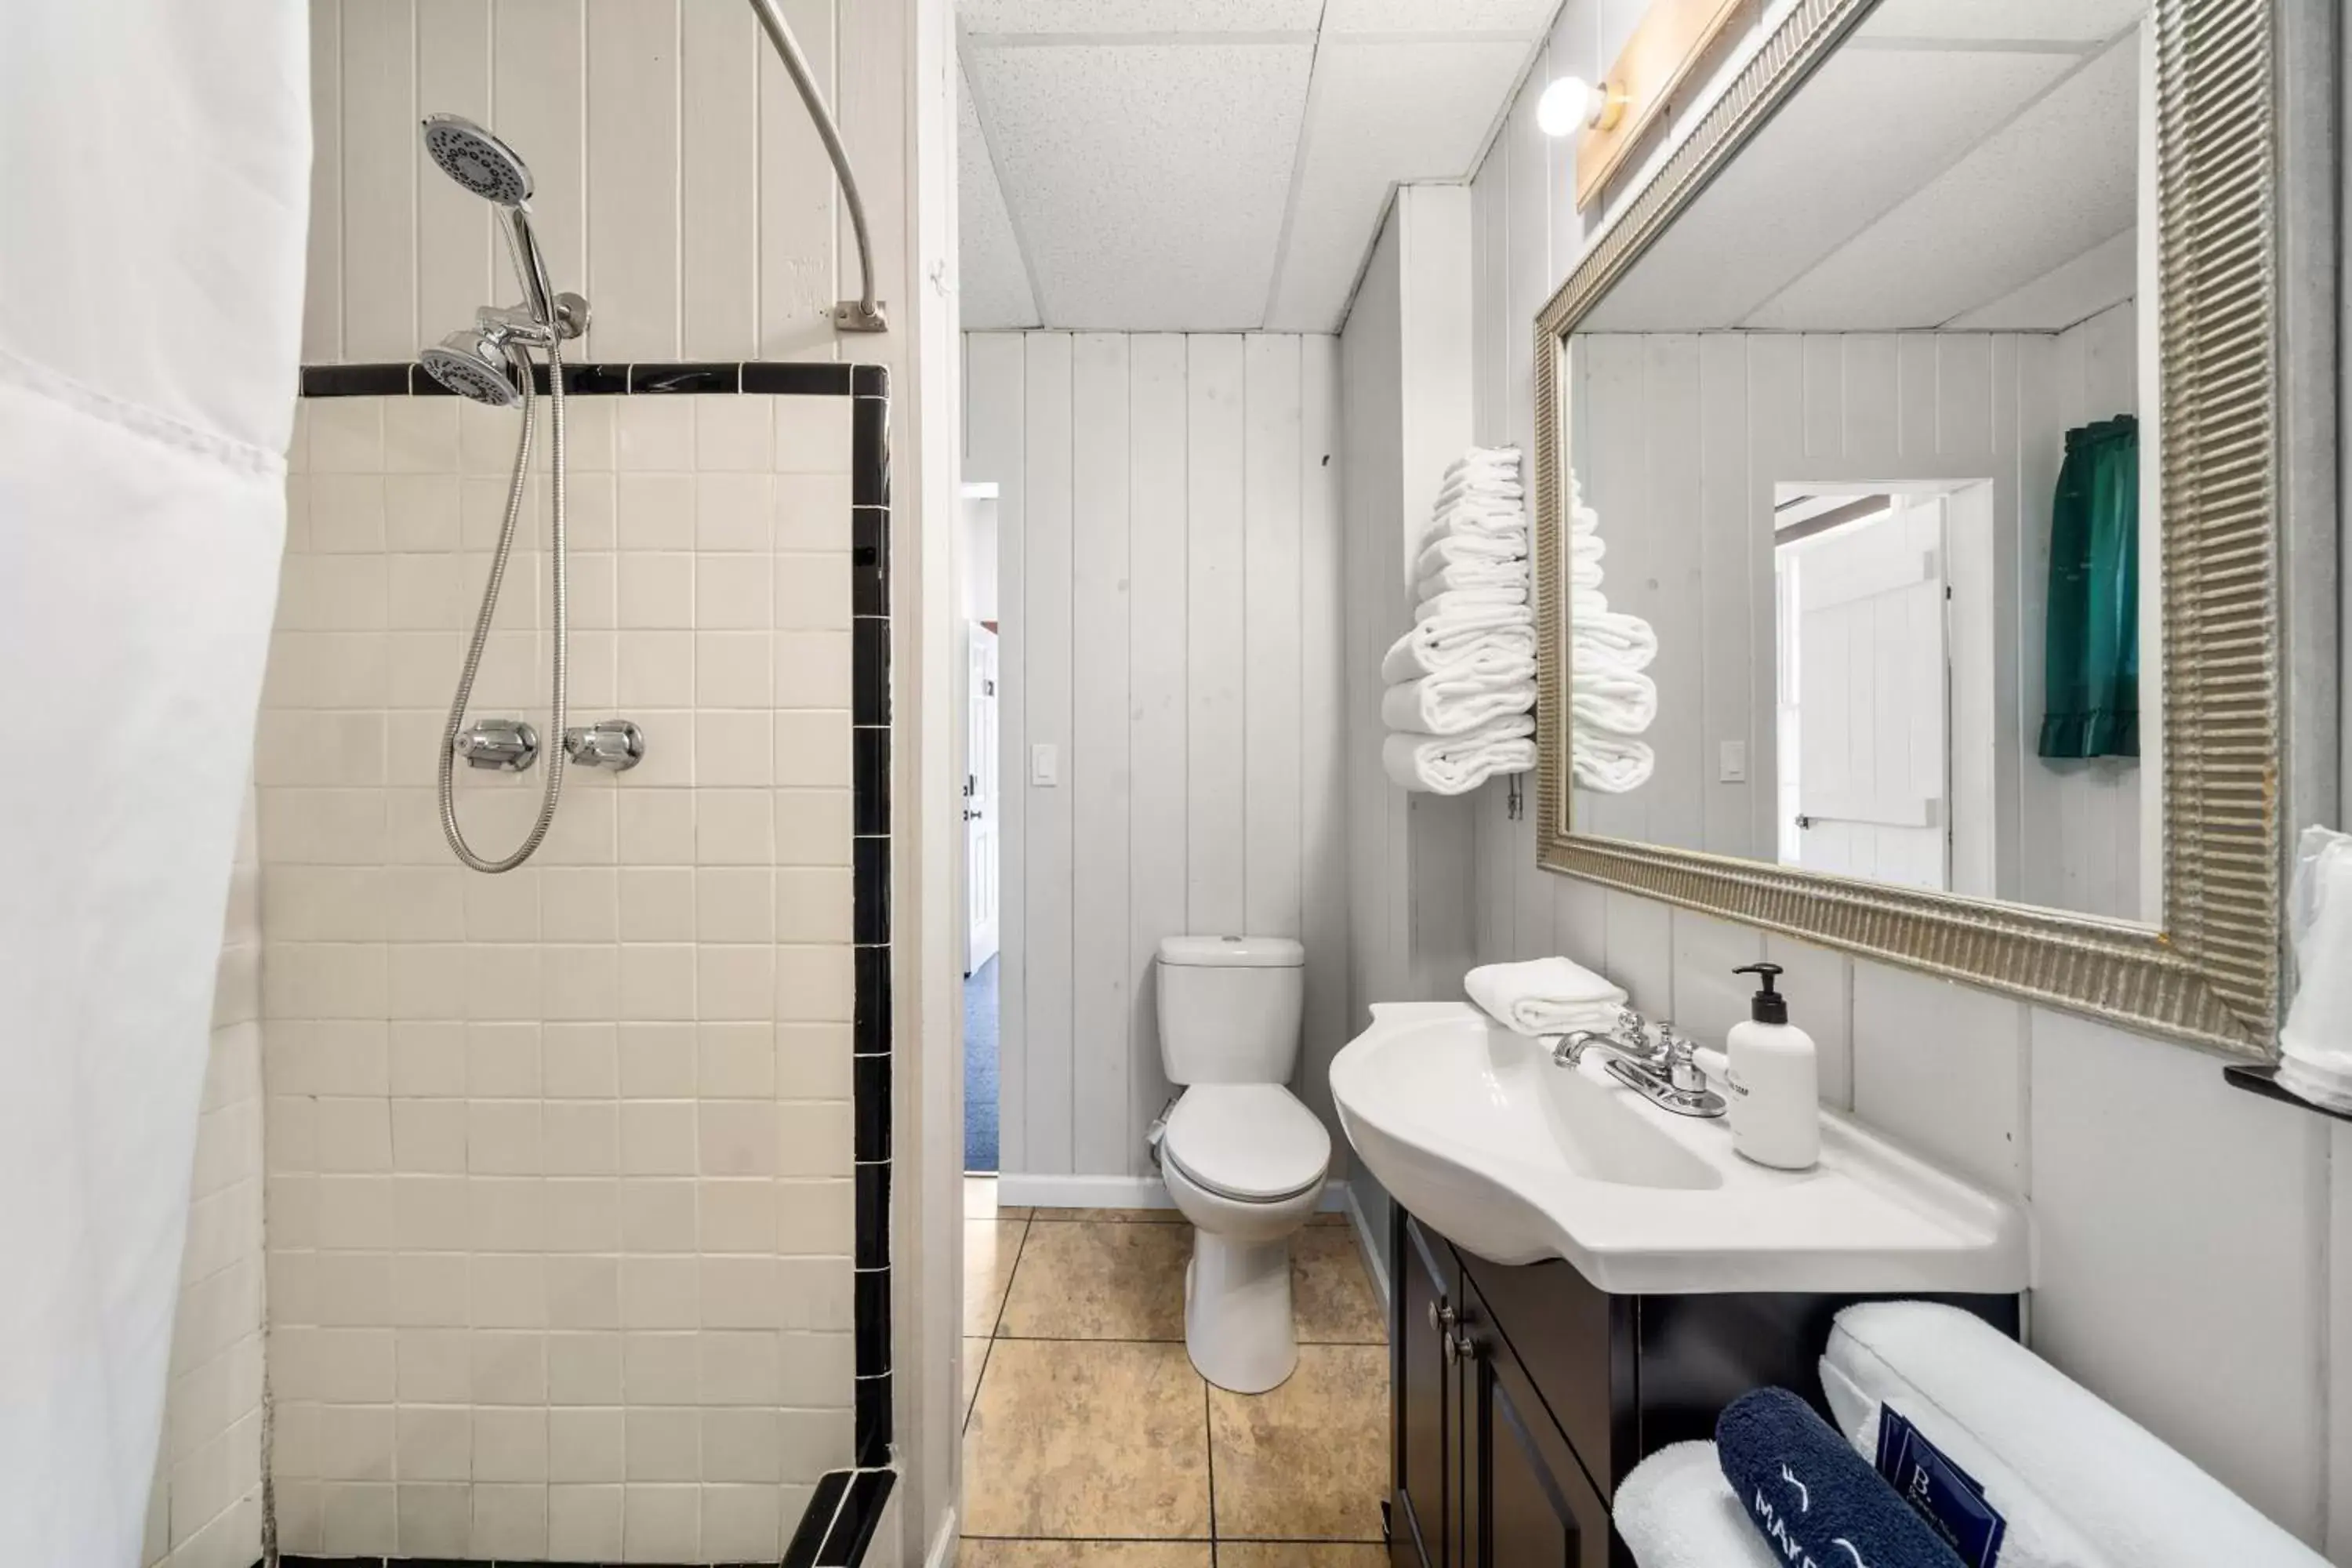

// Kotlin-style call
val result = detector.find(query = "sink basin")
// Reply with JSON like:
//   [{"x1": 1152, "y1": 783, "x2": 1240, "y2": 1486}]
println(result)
[{"x1": 1330, "y1": 1003, "x2": 2027, "y2": 1294}]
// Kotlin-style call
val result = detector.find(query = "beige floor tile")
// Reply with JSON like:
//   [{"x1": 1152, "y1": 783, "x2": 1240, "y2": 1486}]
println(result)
[
  {"x1": 1215, "y1": 1548, "x2": 1390, "y2": 1567},
  {"x1": 956, "y1": 1544, "x2": 1212, "y2": 1566},
  {"x1": 1292, "y1": 1229, "x2": 1386, "y2": 1345},
  {"x1": 962, "y1": 1340, "x2": 1212, "y2": 1540},
  {"x1": 1027, "y1": 1206, "x2": 1187, "y2": 1223},
  {"x1": 999, "y1": 1221, "x2": 1190, "y2": 1341},
  {"x1": 964, "y1": 1336, "x2": 990, "y2": 1424},
  {"x1": 1208, "y1": 1344, "x2": 1390, "y2": 1541},
  {"x1": 967, "y1": 1218, "x2": 1029, "y2": 1335},
  {"x1": 967, "y1": 1174, "x2": 1032, "y2": 1221},
  {"x1": 1308, "y1": 1210, "x2": 1350, "y2": 1226}
]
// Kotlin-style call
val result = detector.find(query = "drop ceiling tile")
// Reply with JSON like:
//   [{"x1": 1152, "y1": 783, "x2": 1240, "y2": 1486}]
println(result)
[
  {"x1": 1859, "y1": 0, "x2": 2146, "y2": 45},
  {"x1": 971, "y1": 42, "x2": 1313, "y2": 329},
  {"x1": 1265, "y1": 40, "x2": 1533, "y2": 330},
  {"x1": 1323, "y1": 0, "x2": 1558, "y2": 34},
  {"x1": 1944, "y1": 229, "x2": 2136, "y2": 332},
  {"x1": 960, "y1": 0, "x2": 1320, "y2": 35},
  {"x1": 959, "y1": 66, "x2": 1041, "y2": 329}
]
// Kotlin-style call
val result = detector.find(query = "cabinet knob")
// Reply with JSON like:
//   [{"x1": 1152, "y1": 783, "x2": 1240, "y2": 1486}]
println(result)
[
  {"x1": 1427, "y1": 1301, "x2": 1456, "y2": 1334},
  {"x1": 1441, "y1": 1326, "x2": 1482, "y2": 1363}
]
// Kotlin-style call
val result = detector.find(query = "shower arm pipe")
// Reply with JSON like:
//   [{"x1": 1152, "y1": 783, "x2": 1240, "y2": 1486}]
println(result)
[{"x1": 746, "y1": 0, "x2": 887, "y2": 332}]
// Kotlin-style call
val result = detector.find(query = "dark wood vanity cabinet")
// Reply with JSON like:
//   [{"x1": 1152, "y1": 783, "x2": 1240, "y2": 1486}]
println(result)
[{"x1": 1387, "y1": 1209, "x2": 2019, "y2": 1568}]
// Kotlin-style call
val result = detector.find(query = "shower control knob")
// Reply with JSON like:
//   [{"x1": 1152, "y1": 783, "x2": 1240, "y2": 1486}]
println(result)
[
  {"x1": 453, "y1": 717, "x2": 539, "y2": 772},
  {"x1": 564, "y1": 719, "x2": 645, "y2": 771}
]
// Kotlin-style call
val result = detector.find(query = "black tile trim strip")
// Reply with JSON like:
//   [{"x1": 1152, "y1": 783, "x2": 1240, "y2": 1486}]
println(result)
[
  {"x1": 2223, "y1": 1063, "x2": 2352, "y2": 1123},
  {"x1": 781, "y1": 1468, "x2": 854, "y2": 1568},
  {"x1": 817, "y1": 1468, "x2": 898, "y2": 1566},
  {"x1": 299, "y1": 360, "x2": 866, "y2": 399}
]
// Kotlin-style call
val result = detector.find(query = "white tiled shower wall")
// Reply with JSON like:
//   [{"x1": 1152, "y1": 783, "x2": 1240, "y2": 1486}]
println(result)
[
  {"x1": 261, "y1": 391, "x2": 860, "y2": 1561},
  {"x1": 142, "y1": 797, "x2": 268, "y2": 1568}
]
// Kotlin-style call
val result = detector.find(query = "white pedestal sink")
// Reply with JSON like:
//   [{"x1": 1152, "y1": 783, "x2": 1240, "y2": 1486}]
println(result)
[{"x1": 1330, "y1": 1002, "x2": 2027, "y2": 1294}]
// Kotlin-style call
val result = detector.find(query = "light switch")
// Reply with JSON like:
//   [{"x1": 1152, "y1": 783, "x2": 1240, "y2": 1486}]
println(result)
[
  {"x1": 1030, "y1": 743, "x2": 1059, "y2": 786},
  {"x1": 1719, "y1": 740, "x2": 1748, "y2": 783}
]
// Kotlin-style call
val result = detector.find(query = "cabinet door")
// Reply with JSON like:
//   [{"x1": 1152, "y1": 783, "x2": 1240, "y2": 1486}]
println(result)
[
  {"x1": 1459, "y1": 1282, "x2": 1614, "y2": 1568},
  {"x1": 1393, "y1": 1216, "x2": 1455, "y2": 1568}
]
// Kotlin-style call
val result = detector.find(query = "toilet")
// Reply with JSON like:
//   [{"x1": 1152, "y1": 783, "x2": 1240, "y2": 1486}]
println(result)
[{"x1": 1154, "y1": 934, "x2": 1331, "y2": 1395}]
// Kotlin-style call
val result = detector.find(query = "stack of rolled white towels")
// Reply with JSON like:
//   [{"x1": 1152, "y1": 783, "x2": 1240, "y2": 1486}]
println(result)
[
  {"x1": 1566, "y1": 474, "x2": 1659, "y2": 793},
  {"x1": 1381, "y1": 447, "x2": 1538, "y2": 794}
]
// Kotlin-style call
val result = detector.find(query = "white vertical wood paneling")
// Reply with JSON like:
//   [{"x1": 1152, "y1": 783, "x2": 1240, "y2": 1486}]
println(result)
[
  {"x1": 757, "y1": 0, "x2": 839, "y2": 358},
  {"x1": 1069, "y1": 334, "x2": 1133, "y2": 1177},
  {"x1": 835, "y1": 0, "x2": 906, "y2": 362},
  {"x1": 1185, "y1": 336, "x2": 1249, "y2": 935},
  {"x1": 1127, "y1": 335, "x2": 1190, "y2": 1171},
  {"x1": 339, "y1": 0, "x2": 416, "y2": 361},
  {"x1": 416, "y1": 0, "x2": 494, "y2": 363},
  {"x1": 585, "y1": 0, "x2": 681, "y2": 361},
  {"x1": 1022, "y1": 333, "x2": 1076, "y2": 1175},
  {"x1": 681, "y1": 0, "x2": 760, "y2": 358},
  {"x1": 489, "y1": 0, "x2": 586, "y2": 345},
  {"x1": 1244, "y1": 336, "x2": 1305, "y2": 940},
  {"x1": 968, "y1": 332, "x2": 1338, "y2": 1181},
  {"x1": 303, "y1": 0, "x2": 344, "y2": 361},
  {"x1": 965, "y1": 334, "x2": 1026, "y2": 1170}
]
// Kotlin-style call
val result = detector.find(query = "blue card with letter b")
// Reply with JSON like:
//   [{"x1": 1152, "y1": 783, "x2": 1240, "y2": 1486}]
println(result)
[{"x1": 1874, "y1": 1406, "x2": 2008, "y2": 1568}]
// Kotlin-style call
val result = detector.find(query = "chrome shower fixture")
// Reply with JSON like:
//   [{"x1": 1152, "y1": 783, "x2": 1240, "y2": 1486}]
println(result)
[{"x1": 418, "y1": 113, "x2": 590, "y2": 350}]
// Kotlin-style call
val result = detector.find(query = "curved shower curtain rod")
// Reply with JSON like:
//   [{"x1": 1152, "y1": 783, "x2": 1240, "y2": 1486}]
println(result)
[{"x1": 746, "y1": 0, "x2": 887, "y2": 332}]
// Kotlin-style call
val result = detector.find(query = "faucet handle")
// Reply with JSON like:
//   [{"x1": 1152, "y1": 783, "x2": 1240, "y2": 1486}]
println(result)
[{"x1": 1614, "y1": 1007, "x2": 1653, "y2": 1049}]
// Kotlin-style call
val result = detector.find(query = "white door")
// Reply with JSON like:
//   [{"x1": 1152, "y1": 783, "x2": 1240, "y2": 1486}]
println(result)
[
  {"x1": 1788, "y1": 498, "x2": 1950, "y2": 891},
  {"x1": 965, "y1": 624, "x2": 1001, "y2": 972}
]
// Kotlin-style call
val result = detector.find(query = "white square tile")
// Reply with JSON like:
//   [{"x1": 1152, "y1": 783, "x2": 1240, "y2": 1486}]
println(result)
[
  {"x1": 617, "y1": 866, "x2": 697, "y2": 942},
  {"x1": 619, "y1": 943, "x2": 695, "y2": 1022},
  {"x1": 617, "y1": 397, "x2": 695, "y2": 470},
  {"x1": 321, "y1": 1480, "x2": 396, "y2": 1555},
  {"x1": 383, "y1": 397, "x2": 461, "y2": 474},
  {"x1": 695, "y1": 395, "x2": 774, "y2": 471},
  {"x1": 313, "y1": 1098, "x2": 394, "y2": 1173},
  {"x1": 470, "y1": 1254, "x2": 546, "y2": 1329},
  {"x1": 619, "y1": 554, "x2": 694, "y2": 629},
  {"x1": 620, "y1": 1179, "x2": 698, "y2": 1254},
  {"x1": 383, "y1": 474, "x2": 464, "y2": 552},
  {"x1": 773, "y1": 472, "x2": 854, "y2": 551},
  {"x1": 619, "y1": 1258, "x2": 699, "y2": 1330},
  {"x1": 696, "y1": 870, "x2": 775, "y2": 944},
  {"x1": 624, "y1": 1330, "x2": 702, "y2": 1403},
  {"x1": 699, "y1": 1483, "x2": 782, "y2": 1559},
  {"x1": 545, "y1": 1179, "x2": 621, "y2": 1254},
  {"x1": 699, "y1": 1408, "x2": 782, "y2": 1483},
  {"x1": 772, "y1": 552, "x2": 850, "y2": 630},
  {"x1": 699, "y1": 1256, "x2": 780, "y2": 1330},
  {"x1": 394, "y1": 1328, "x2": 472, "y2": 1403},
  {"x1": 466, "y1": 1100, "x2": 543, "y2": 1175},
  {"x1": 695, "y1": 554, "x2": 772, "y2": 630},
  {"x1": 567, "y1": 473, "x2": 619, "y2": 550},
  {"x1": 387, "y1": 552, "x2": 468, "y2": 629},
  {"x1": 775, "y1": 1178, "x2": 854, "y2": 1256},
  {"x1": 545, "y1": 1102, "x2": 619, "y2": 1175},
  {"x1": 318, "y1": 1403, "x2": 394, "y2": 1481},
  {"x1": 619, "y1": 1023, "x2": 699, "y2": 1098},
  {"x1": 775, "y1": 868, "x2": 853, "y2": 943},
  {"x1": 309, "y1": 400, "x2": 386, "y2": 473},
  {"x1": 473, "y1": 1329, "x2": 551, "y2": 1405},
  {"x1": 310, "y1": 475, "x2": 389, "y2": 554},
  {"x1": 550, "y1": 1406, "x2": 626, "y2": 1483},
  {"x1": 547, "y1": 1332, "x2": 624, "y2": 1405},
  {"x1": 620, "y1": 1102, "x2": 698, "y2": 1176},
  {"x1": 470, "y1": 1482, "x2": 548, "y2": 1559},
  {"x1": 773, "y1": 395, "x2": 851, "y2": 474},
  {"x1": 615, "y1": 630, "x2": 695, "y2": 707},
  {"x1": 563, "y1": 397, "x2": 618, "y2": 473},
  {"x1": 695, "y1": 631, "x2": 774, "y2": 708},
  {"x1": 395, "y1": 1406, "x2": 471, "y2": 1482},
  {"x1": 568, "y1": 550, "x2": 619, "y2": 630},
  {"x1": 468, "y1": 1176, "x2": 548, "y2": 1253},
  {"x1": 774, "y1": 1024, "x2": 853, "y2": 1101},
  {"x1": 696, "y1": 791, "x2": 773, "y2": 866},
  {"x1": 696, "y1": 711, "x2": 774, "y2": 786},
  {"x1": 777, "y1": 1407, "x2": 854, "y2": 1483},
  {"x1": 391, "y1": 1254, "x2": 468, "y2": 1329},
  {"x1": 695, "y1": 473, "x2": 772, "y2": 551},
  {"x1": 623, "y1": 1417, "x2": 702, "y2": 1487},
  {"x1": 697, "y1": 1100, "x2": 778, "y2": 1177},
  {"x1": 548, "y1": 1482, "x2": 624, "y2": 1560},
  {"x1": 541, "y1": 867, "x2": 621, "y2": 943},
  {"x1": 473, "y1": 1407, "x2": 550, "y2": 1482},
  {"x1": 697, "y1": 1179, "x2": 778, "y2": 1253},
  {"x1": 540, "y1": 943, "x2": 622, "y2": 1024},
  {"x1": 546, "y1": 1255, "x2": 621, "y2": 1330},
  {"x1": 773, "y1": 630, "x2": 852, "y2": 708},
  {"x1": 394, "y1": 1175, "x2": 468, "y2": 1250},
  {"x1": 771, "y1": 710, "x2": 850, "y2": 788},
  {"x1": 618, "y1": 473, "x2": 697, "y2": 551},
  {"x1": 774, "y1": 1102, "x2": 851, "y2": 1178},
  {"x1": 395, "y1": 1480, "x2": 472, "y2": 1557},
  {"x1": 771, "y1": 789, "x2": 849, "y2": 867}
]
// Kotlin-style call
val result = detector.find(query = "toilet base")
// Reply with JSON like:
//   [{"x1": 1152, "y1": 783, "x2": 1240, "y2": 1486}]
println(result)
[{"x1": 1184, "y1": 1232, "x2": 1298, "y2": 1395}]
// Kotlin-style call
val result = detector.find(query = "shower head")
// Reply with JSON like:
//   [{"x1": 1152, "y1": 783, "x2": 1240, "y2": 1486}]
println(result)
[
  {"x1": 420, "y1": 328, "x2": 523, "y2": 407},
  {"x1": 422, "y1": 114, "x2": 534, "y2": 206}
]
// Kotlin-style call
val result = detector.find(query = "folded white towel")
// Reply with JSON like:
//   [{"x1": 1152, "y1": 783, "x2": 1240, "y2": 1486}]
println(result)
[
  {"x1": 1416, "y1": 586, "x2": 1529, "y2": 622},
  {"x1": 1572, "y1": 668, "x2": 1656, "y2": 736},
  {"x1": 1823, "y1": 1303, "x2": 2326, "y2": 1568},
  {"x1": 1421, "y1": 505, "x2": 1527, "y2": 550},
  {"x1": 1572, "y1": 729, "x2": 1653, "y2": 793},
  {"x1": 1572, "y1": 608, "x2": 1657, "y2": 670},
  {"x1": 1448, "y1": 445, "x2": 1522, "y2": 471},
  {"x1": 1417, "y1": 558, "x2": 1529, "y2": 596},
  {"x1": 1613, "y1": 1442, "x2": 1780, "y2": 1568},
  {"x1": 1382, "y1": 716, "x2": 1535, "y2": 795},
  {"x1": 1464, "y1": 956, "x2": 1628, "y2": 1036},
  {"x1": 1436, "y1": 479, "x2": 1525, "y2": 510},
  {"x1": 1414, "y1": 532, "x2": 1527, "y2": 575},
  {"x1": 1380, "y1": 622, "x2": 1535, "y2": 684},
  {"x1": 1382, "y1": 670, "x2": 1536, "y2": 735}
]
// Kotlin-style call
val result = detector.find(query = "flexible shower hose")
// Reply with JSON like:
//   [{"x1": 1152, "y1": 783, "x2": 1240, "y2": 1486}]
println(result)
[{"x1": 437, "y1": 344, "x2": 568, "y2": 872}]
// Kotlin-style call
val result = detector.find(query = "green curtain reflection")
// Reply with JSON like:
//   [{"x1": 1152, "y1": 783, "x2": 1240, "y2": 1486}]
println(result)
[{"x1": 2038, "y1": 414, "x2": 2139, "y2": 760}]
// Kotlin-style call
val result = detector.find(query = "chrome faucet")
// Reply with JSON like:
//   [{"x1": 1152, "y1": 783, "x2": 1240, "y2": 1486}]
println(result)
[{"x1": 1544, "y1": 1008, "x2": 1726, "y2": 1119}]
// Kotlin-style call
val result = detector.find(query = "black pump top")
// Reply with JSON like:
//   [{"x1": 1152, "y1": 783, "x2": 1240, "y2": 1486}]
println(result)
[{"x1": 1733, "y1": 962, "x2": 1788, "y2": 1025}]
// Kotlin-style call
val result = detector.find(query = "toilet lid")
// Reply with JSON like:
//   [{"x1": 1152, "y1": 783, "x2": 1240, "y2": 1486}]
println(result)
[{"x1": 1164, "y1": 1085, "x2": 1332, "y2": 1202}]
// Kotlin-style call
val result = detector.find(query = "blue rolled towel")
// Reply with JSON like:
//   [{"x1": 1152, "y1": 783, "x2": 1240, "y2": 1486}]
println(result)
[{"x1": 1717, "y1": 1387, "x2": 1966, "y2": 1568}]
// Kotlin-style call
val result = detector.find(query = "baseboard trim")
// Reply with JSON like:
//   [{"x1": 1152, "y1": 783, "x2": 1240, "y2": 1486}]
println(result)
[
  {"x1": 1344, "y1": 1179, "x2": 1392, "y2": 1318},
  {"x1": 924, "y1": 1506, "x2": 959, "y2": 1568},
  {"x1": 996, "y1": 1173, "x2": 1352, "y2": 1214}
]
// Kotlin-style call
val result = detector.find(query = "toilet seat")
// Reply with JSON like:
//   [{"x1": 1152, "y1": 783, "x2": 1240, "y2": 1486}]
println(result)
[{"x1": 1163, "y1": 1084, "x2": 1330, "y2": 1203}]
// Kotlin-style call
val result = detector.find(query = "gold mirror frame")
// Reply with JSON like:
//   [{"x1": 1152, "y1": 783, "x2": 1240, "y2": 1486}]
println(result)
[{"x1": 1532, "y1": 0, "x2": 2285, "y2": 1056}]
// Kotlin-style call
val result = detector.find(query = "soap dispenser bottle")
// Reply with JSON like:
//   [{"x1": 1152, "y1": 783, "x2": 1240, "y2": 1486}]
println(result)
[{"x1": 1724, "y1": 962, "x2": 1819, "y2": 1170}]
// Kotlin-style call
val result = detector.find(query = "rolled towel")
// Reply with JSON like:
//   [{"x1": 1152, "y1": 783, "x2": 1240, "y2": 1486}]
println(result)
[
  {"x1": 1416, "y1": 586, "x2": 1529, "y2": 622},
  {"x1": 1382, "y1": 715, "x2": 1535, "y2": 795},
  {"x1": 1572, "y1": 668, "x2": 1657, "y2": 736},
  {"x1": 1573, "y1": 608, "x2": 1657, "y2": 670},
  {"x1": 1822, "y1": 1303, "x2": 2329, "y2": 1568},
  {"x1": 1463, "y1": 956, "x2": 1627, "y2": 1036},
  {"x1": 1382, "y1": 670, "x2": 1536, "y2": 736},
  {"x1": 1417, "y1": 558, "x2": 1530, "y2": 596},
  {"x1": 1572, "y1": 728, "x2": 1653, "y2": 793},
  {"x1": 1614, "y1": 1442, "x2": 1781, "y2": 1568},
  {"x1": 1381, "y1": 622, "x2": 1535, "y2": 684},
  {"x1": 1716, "y1": 1388, "x2": 1967, "y2": 1568}
]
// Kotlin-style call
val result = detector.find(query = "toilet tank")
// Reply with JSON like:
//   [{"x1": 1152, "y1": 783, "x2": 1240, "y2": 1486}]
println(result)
[{"x1": 1156, "y1": 935, "x2": 1306, "y2": 1084}]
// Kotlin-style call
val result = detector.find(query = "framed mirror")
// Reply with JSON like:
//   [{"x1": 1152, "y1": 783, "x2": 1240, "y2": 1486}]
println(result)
[{"x1": 1532, "y1": 0, "x2": 2328, "y2": 1056}]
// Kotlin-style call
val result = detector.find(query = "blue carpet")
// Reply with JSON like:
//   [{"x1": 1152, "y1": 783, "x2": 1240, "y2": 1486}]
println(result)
[{"x1": 964, "y1": 957, "x2": 1000, "y2": 1172}]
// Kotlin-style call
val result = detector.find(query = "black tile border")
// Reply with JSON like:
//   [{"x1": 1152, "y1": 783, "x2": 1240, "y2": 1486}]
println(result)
[{"x1": 294, "y1": 361, "x2": 897, "y2": 1559}]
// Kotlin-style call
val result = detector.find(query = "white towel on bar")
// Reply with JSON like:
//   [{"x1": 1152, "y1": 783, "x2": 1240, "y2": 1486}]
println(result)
[
  {"x1": 1381, "y1": 621, "x2": 1535, "y2": 684},
  {"x1": 1571, "y1": 668, "x2": 1656, "y2": 736},
  {"x1": 1465, "y1": 956, "x2": 1628, "y2": 1036},
  {"x1": 1421, "y1": 504, "x2": 1526, "y2": 549},
  {"x1": 1573, "y1": 729, "x2": 1654, "y2": 793},
  {"x1": 1436, "y1": 477, "x2": 1524, "y2": 510},
  {"x1": 1383, "y1": 715, "x2": 1536, "y2": 795},
  {"x1": 1416, "y1": 586, "x2": 1528, "y2": 621},
  {"x1": 1416, "y1": 557, "x2": 1529, "y2": 596},
  {"x1": 1414, "y1": 532, "x2": 1527, "y2": 575},
  {"x1": 1573, "y1": 608, "x2": 1657, "y2": 671},
  {"x1": 1382, "y1": 670, "x2": 1537, "y2": 736}
]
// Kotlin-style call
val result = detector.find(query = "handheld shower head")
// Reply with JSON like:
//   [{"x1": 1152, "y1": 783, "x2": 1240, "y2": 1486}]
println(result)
[
  {"x1": 420, "y1": 328, "x2": 523, "y2": 407},
  {"x1": 423, "y1": 114, "x2": 534, "y2": 205}
]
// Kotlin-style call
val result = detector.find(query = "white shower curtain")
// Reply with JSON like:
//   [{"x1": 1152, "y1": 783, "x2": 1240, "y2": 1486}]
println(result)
[{"x1": 0, "y1": 2, "x2": 307, "y2": 1562}]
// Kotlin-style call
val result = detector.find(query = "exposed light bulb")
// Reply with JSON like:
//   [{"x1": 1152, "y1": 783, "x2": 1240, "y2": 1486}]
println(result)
[{"x1": 1537, "y1": 75, "x2": 1595, "y2": 137}]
